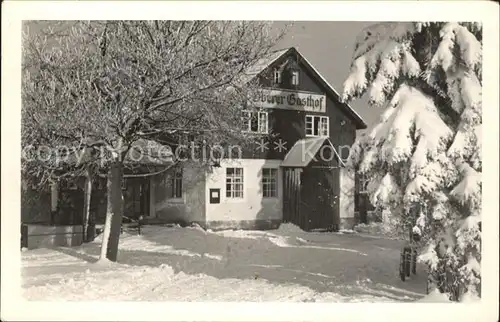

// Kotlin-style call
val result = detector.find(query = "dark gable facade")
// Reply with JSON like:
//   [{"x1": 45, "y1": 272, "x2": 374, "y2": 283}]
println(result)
[
  {"x1": 242, "y1": 47, "x2": 366, "y2": 161},
  {"x1": 218, "y1": 47, "x2": 368, "y2": 231}
]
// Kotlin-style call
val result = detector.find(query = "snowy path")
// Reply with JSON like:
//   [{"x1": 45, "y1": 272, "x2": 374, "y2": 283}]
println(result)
[{"x1": 22, "y1": 224, "x2": 427, "y2": 302}]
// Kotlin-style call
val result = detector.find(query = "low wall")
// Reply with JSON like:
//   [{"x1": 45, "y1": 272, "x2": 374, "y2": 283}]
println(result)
[
  {"x1": 339, "y1": 217, "x2": 356, "y2": 230},
  {"x1": 24, "y1": 224, "x2": 83, "y2": 249},
  {"x1": 205, "y1": 219, "x2": 281, "y2": 231}
]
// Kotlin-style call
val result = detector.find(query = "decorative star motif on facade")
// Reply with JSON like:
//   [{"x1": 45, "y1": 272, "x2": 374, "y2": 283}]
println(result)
[
  {"x1": 255, "y1": 139, "x2": 269, "y2": 152},
  {"x1": 273, "y1": 139, "x2": 287, "y2": 152}
]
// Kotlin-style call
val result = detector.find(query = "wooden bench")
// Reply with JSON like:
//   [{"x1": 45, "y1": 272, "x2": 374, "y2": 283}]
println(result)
[
  {"x1": 121, "y1": 216, "x2": 142, "y2": 235},
  {"x1": 399, "y1": 245, "x2": 417, "y2": 281}
]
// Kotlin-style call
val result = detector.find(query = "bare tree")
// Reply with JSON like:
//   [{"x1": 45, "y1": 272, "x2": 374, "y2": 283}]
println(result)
[{"x1": 22, "y1": 20, "x2": 288, "y2": 261}]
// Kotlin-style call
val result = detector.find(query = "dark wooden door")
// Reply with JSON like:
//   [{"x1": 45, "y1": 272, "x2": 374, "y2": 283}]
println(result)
[
  {"x1": 124, "y1": 179, "x2": 150, "y2": 219},
  {"x1": 141, "y1": 179, "x2": 150, "y2": 218},
  {"x1": 330, "y1": 167, "x2": 340, "y2": 231},
  {"x1": 300, "y1": 167, "x2": 338, "y2": 231},
  {"x1": 282, "y1": 168, "x2": 304, "y2": 228},
  {"x1": 58, "y1": 185, "x2": 84, "y2": 225}
]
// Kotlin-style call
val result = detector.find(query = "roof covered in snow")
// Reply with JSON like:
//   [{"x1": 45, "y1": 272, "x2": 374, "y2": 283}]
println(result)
[
  {"x1": 53, "y1": 139, "x2": 174, "y2": 167},
  {"x1": 281, "y1": 137, "x2": 345, "y2": 168}
]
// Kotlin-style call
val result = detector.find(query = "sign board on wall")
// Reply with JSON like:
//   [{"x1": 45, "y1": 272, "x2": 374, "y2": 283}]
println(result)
[
  {"x1": 249, "y1": 88, "x2": 326, "y2": 113},
  {"x1": 209, "y1": 188, "x2": 220, "y2": 204}
]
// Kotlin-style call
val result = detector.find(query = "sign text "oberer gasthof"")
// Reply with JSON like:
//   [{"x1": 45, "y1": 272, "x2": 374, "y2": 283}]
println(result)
[{"x1": 251, "y1": 88, "x2": 326, "y2": 113}]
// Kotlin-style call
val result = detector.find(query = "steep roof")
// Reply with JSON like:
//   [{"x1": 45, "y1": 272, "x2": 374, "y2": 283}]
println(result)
[
  {"x1": 235, "y1": 48, "x2": 290, "y2": 86},
  {"x1": 281, "y1": 137, "x2": 345, "y2": 168},
  {"x1": 240, "y1": 47, "x2": 367, "y2": 130}
]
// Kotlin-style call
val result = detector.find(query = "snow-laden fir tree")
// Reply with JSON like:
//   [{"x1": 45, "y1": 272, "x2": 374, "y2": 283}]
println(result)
[{"x1": 342, "y1": 22, "x2": 482, "y2": 302}]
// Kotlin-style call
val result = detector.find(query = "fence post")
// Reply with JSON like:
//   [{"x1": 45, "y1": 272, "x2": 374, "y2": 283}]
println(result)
[
  {"x1": 405, "y1": 246, "x2": 411, "y2": 277},
  {"x1": 400, "y1": 250, "x2": 406, "y2": 281},
  {"x1": 411, "y1": 248, "x2": 417, "y2": 274},
  {"x1": 21, "y1": 223, "x2": 28, "y2": 249}
]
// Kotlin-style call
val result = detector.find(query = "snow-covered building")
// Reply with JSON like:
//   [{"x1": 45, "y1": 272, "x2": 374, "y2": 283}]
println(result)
[
  {"x1": 150, "y1": 47, "x2": 367, "y2": 231},
  {"x1": 21, "y1": 47, "x2": 368, "y2": 243}
]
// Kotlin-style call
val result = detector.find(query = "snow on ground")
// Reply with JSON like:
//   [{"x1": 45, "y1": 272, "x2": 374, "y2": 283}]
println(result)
[
  {"x1": 22, "y1": 224, "x2": 428, "y2": 302},
  {"x1": 416, "y1": 288, "x2": 452, "y2": 303},
  {"x1": 353, "y1": 222, "x2": 405, "y2": 239}
]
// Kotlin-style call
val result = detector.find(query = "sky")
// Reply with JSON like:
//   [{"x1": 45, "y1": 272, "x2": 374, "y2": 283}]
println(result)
[
  {"x1": 24, "y1": 21, "x2": 380, "y2": 130},
  {"x1": 274, "y1": 21, "x2": 378, "y2": 130}
]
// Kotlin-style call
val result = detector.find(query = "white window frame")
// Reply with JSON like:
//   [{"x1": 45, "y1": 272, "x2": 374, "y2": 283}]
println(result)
[
  {"x1": 171, "y1": 167, "x2": 183, "y2": 199},
  {"x1": 305, "y1": 115, "x2": 329, "y2": 137},
  {"x1": 243, "y1": 110, "x2": 268, "y2": 134},
  {"x1": 226, "y1": 167, "x2": 244, "y2": 199},
  {"x1": 291, "y1": 70, "x2": 300, "y2": 86},
  {"x1": 273, "y1": 68, "x2": 282, "y2": 84},
  {"x1": 262, "y1": 168, "x2": 278, "y2": 198}
]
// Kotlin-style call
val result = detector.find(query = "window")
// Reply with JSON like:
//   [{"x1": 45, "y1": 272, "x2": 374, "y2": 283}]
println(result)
[
  {"x1": 291, "y1": 70, "x2": 299, "y2": 86},
  {"x1": 421, "y1": 202, "x2": 429, "y2": 216},
  {"x1": 226, "y1": 168, "x2": 244, "y2": 198},
  {"x1": 358, "y1": 173, "x2": 368, "y2": 193},
  {"x1": 178, "y1": 133, "x2": 196, "y2": 145},
  {"x1": 171, "y1": 168, "x2": 183, "y2": 198},
  {"x1": 243, "y1": 110, "x2": 268, "y2": 134},
  {"x1": 96, "y1": 178, "x2": 106, "y2": 190},
  {"x1": 262, "y1": 168, "x2": 278, "y2": 198},
  {"x1": 273, "y1": 68, "x2": 282, "y2": 84},
  {"x1": 67, "y1": 180, "x2": 79, "y2": 190},
  {"x1": 305, "y1": 115, "x2": 329, "y2": 137}
]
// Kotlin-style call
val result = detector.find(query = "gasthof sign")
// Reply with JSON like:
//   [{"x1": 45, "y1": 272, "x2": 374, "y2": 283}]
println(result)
[{"x1": 250, "y1": 88, "x2": 326, "y2": 113}]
